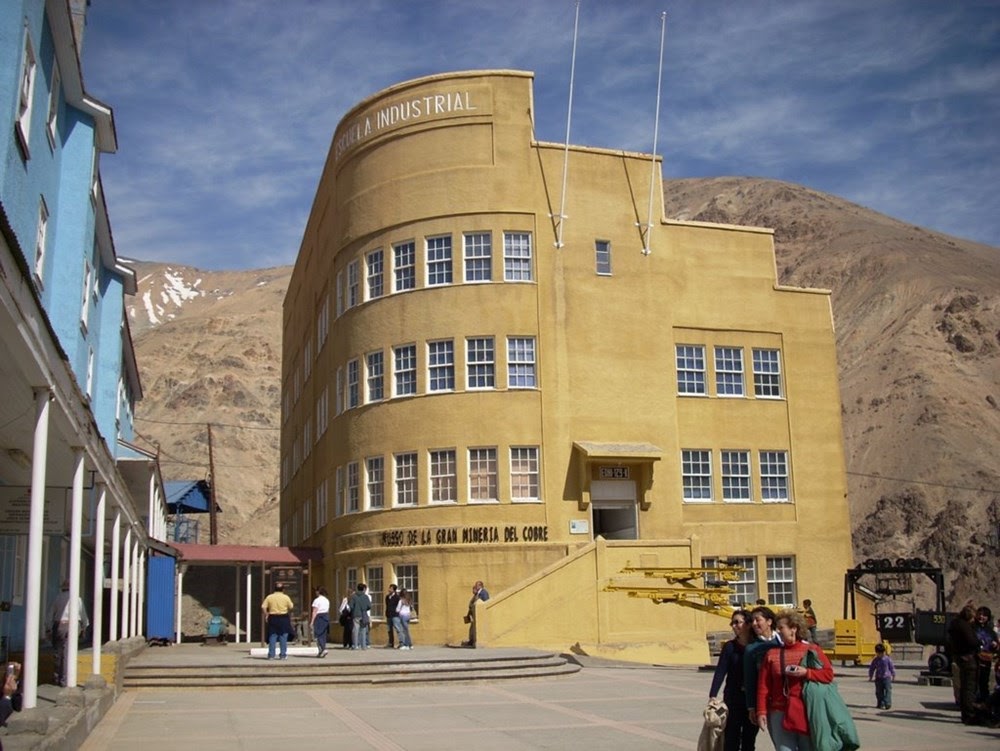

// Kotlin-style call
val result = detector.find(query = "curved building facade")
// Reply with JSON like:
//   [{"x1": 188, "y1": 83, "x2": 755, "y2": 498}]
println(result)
[{"x1": 281, "y1": 71, "x2": 854, "y2": 661}]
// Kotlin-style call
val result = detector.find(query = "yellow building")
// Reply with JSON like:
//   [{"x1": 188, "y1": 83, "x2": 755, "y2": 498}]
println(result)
[{"x1": 281, "y1": 70, "x2": 855, "y2": 664}]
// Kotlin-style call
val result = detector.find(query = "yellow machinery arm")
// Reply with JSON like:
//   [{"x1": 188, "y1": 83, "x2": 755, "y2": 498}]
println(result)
[{"x1": 605, "y1": 562, "x2": 744, "y2": 620}]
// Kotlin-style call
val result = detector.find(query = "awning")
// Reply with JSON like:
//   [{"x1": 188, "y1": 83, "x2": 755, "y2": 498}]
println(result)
[{"x1": 573, "y1": 441, "x2": 663, "y2": 461}]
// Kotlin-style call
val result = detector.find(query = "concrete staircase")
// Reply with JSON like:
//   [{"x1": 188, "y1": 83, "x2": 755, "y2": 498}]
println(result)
[{"x1": 122, "y1": 648, "x2": 580, "y2": 688}]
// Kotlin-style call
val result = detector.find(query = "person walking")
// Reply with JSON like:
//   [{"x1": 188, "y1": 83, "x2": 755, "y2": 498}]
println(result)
[
  {"x1": 708, "y1": 609, "x2": 757, "y2": 751},
  {"x1": 743, "y1": 605, "x2": 780, "y2": 726},
  {"x1": 46, "y1": 580, "x2": 89, "y2": 687},
  {"x1": 868, "y1": 643, "x2": 896, "y2": 709},
  {"x1": 338, "y1": 595, "x2": 353, "y2": 648},
  {"x1": 310, "y1": 586, "x2": 330, "y2": 658},
  {"x1": 261, "y1": 581, "x2": 294, "y2": 660},
  {"x1": 396, "y1": 589, "x2": 414, "y2": 650},
  {"x1": 349, "y1": 583, "x2": 372, "y2": 650},
  {"x1": 385, "y1": 584, "x2": 400, "y2": 649}
]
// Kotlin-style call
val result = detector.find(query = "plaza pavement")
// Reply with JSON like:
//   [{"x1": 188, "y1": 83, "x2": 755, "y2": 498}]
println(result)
[{"x1": 80, "y1": 650, "x2": 997, "y2": 751}]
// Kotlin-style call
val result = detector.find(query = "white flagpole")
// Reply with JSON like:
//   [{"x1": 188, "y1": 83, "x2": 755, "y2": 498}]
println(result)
[
  {"x1": 642, "y1": 11, "x2": 667, "y2": 256},
  {"x1": 554, "y1": 0, "x2": 581, "y2": 249}
]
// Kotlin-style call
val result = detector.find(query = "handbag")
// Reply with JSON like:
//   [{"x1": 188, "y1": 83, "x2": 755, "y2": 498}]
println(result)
[{"x1": 780, "y1": 646, "x2": 810, "y2": 734}]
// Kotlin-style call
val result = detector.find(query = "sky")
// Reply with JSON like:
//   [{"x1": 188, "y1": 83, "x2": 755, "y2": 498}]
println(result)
[{"x1": 81, "y1": 1, "x2": 1000, "y2": 271}]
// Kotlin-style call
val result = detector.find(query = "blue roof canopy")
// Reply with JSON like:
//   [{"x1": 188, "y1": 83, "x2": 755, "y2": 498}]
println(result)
[{"x1": 165, "y1": 480, "x2": 219, "y2": 514}]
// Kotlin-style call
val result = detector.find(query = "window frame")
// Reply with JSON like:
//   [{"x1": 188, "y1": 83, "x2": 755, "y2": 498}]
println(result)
[
  {"x1": 366, "y1": 350, "x2": 384, "y2": 402},
  {"x1": 676, "y1": 345, "x2": 707, "y2": 395},
  {"x1": 752, "y1": 348, "x2": 783, "y2": 399},
  {"x1": 714, "y1": 346, "x2": 745, "y2": 397},
  {"x1": 466, "y1": 336, "x2": 495, "y2": 390},
  {"x1": 366, "y1": 456, "x2": 385, "y2": 509},
  {"x1": 766, "y1": 556, "x2": 796, "y2": 607},
  {"x1": 347, "y1": 461, "x2": 360, "y2": 513},
  {"x1": 721, "y1": 449, "x2": 752, "y2": 502},
  {"x1": 427, "y1": 339, "x2": 455, "y2": 392},
  {"x1": 503, "y1": 231, "x2": 533, "y2": 282},
  {"x1": 463, "y1": 231, "x2": 492, "y2": 282},
  {"x1": 366, "y1": 248, "x2": 384, "y2": 300},
  {"x1": 15, "y1": 22, "x2": 37, "y2": 157},
  {"x1": 426, "y1": 234, "x2": 453, "y2": 286},
  {"x1": 507, "y1": 336, "x2": 536, "y2": 389},
  {"x1": 759, "y1": 450, "x2": 790, "y2": 502},
  {"x1": 595, "y1": 239, "x2": 612, "y2": 275},
  {"x1": 681, "y1": 449, "x2": 713, "y2": 502},
  {"x1": 468, "y1": 447, "x2": 498, "y2": 503},
  {"x1": 510, "y1": 446, "x2": 540, "y2": 502},
  {"x1": 394, "y1": 452, "x2": 418, "y2": 507},
  {"x1": 347, "y1": 358, "x2": 360, "y2": 409},
  {"x1": 429, "y1": 449, "x2": 457, "y2": 503},
  {"x1": 393, "y1": 344, "x2": 417, "y2": 397},
  {"x1": 393, "y1": 241, "x2": 416, "y2": 292}
]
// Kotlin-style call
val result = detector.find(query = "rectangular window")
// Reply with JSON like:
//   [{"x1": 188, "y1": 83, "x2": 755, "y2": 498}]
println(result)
[
  {"x1": 346, "y1": 567, "x2": 358, "y2": 599},
  {"x1": 302, "y1": 498, "x2": 311, "y2": 539},
  {"x1": 366, "y1": 249, "x2": 383, "y2": 300},
  {"x1": 316, "y1": 479, "x2": 328, "y2": 528},
  {"x1": 715, "y1": 346, "x2": 745, "y2": 397},
  {"x1": 367, "y1": 566, "x2": 384, "y2": 618},
  {"x1": 347, "y1": 359, "x2": 360, "y2": 409},
  {"x1": 303, "y1": 417, "x2": 312, "y2": 458},
  {"x1": 366, "y1": 456, "x2": 385, "y2": 509},
  {"x1": 705, "y1": 556, "x2": 758, "y2": 606},
  {"x1": 760, "y1": 451, "x2": 790, "y2": 502},
  {"x1": 335, "y1": 466, "x2": 344, "y2": 517},
  {"x1": 315, "y1": 387, "x2": 328, "y2": 438},
  {"x1": 393, "y1": 344, "x2": 417, "y2": 396},
  {"x1": 366, "y1": 350, "x2": 384, "y2": 402},
  {"x1": 347, "y1": 260, "x2": 360, "y2": 308},
  {"x1": 676, "y1": 345, "x2": 707, "y2": 395},
  {"x1": 464, "y1": 232, "x2": 492, "y2": 282},
  {"x1": 16, "y1": 23, "x2": 37, "y2": 154},
  {"x1": 426, "y1": 235, "x2": 453, "y2": 286},
  {"x1": 86, "y1": 347, "x2": 94, "y2": 397},
  {"x1": 469, "y1": 448, "x2": 498, "y2": 502},
  {"x1": 396, "y1": 564, "x2": 419, "y2": 614},
  {"x1": 595, "y1": 240, "x2": 612, "y2": 275},
  {"x1": 395, "y1": 452, "x2": 418, "y2": 506},
  {"x1": 47, "y1": 59, "x2": 60, "y2": 146},
  {"x1": 80, "y1": 257, "x2": 93, "y2": 329},
  {"x1": 503, "y1": 232, "x2": 533, "y2": 281},
  {"x1": 766, "y1": 556, "x2": 796, "y2": 607},
  {"x1": 682, "y1": 449, "x2": 712, "y2": 501},
  {"x1": 336, "y1": 270, "x2": 344, "y2": 316},
  {"x1": 507, "y1": 337, "x2": 536, "y2": 388},
  {"x1": 753, "y1": 348, "x2": 783, "y2": 398},
  {"x1": 721, "y1": 450, "x2": 751, "y2": 502},
  {"x1": 34, "y1": 198, "x2": 48, "y2": 280},
  {"x1": 316, "y1": 294, "x2": 329, "y2": 352},
  {"x1": 466, "y1": 337, "x2": 495, "y2": 389},
  {"x1": 428, "y1": 340, "x2": 455, "y2": 392},
  {"x1": 510, "y1": 447, "x2": 540, "y2": 501},
  {"x1": 335, "y1": 367, "x2": 343, "y2": 415},
  {"x1": 347, "y1": 462, "x2": 360, "y2": 513},
  {"x1": 430, "y1": 449, "x2": 457, "y2": 503},
  {"x1": 394, "y1": 241, "x2": 416, "y2": 292},
  {"x1": 303, "y1": 338, "x2": 313, "y2": 382}
]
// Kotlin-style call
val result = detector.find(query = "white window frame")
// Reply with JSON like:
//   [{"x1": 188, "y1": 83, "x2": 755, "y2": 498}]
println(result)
[
  {"x1": 681, "y1": 449, "x2": 712, "y2": 502},
  {"x1": 316, "y1": 479, "x2": 328, "y2": 529},
  {"x1": 466, "y1": 337, "x2": 495, "y2": 390},
  {"x1": 510, "y1": 446, "x2": 540, "y2": 502},
  {"x1": 766, "y1": 556, "x2": 796, "y2": 607},
  {"x1": 315, "y1": 386, "x2": 329, "y2": 439},
  {"x1": 503, "y1": 231, "x2": 533, "y2": 282},
  {"x1": 393, "y1": 344, "x2": 417, "y2": 397},
  {"x1": 427, "y1": 340, "x2": 455, "y2": 392},
  {"x1": 759, "y1": 450, "x2": 790, "y2": 502},
  {"x1": 80, "y1": 256, "x2": 93, "y2": 330},
  {"x1": 335, "y1": 466, "x2": 344, "y2": 517},
  {"x1": 46, "y1": 57, "x2": 60, "y2": 148},
  {"x1": 347, "y1": 260, "x2": 360, "y2": 309},
  {"x1": 464, "y1": 232, "x2": 492, "y2": 282},
  {"x1": 395, "y1": 564, "x2": 419, "y2": 613},
  {"x1": 468, "y1": 447, "x2": 498, "y2": 503},
  {"x1": 347, "y1": 462, "x2": 360, "y2": 513},
  {"x1": 429, "y1": 449, "x2": 457, "y2": 503},
  {"x1": 366, "y1": 248, "x2": 384, "y2": 300},
  {"x1": 367, "y1": 566, "x2": 384, "y2": 618},
  {"x1": 366, "y1": 350, "x2": 384, "y2": 402},
  {"x1": 595, "y1": 239, "x2": 612, "y2": 275},
  {"x1": 715, "y1": 346, "x2": 745, "y2": 397},
  {"x1": 752, "y1": 348, "x2": 783, "y2": 399},
  {"x1": 16, "y1": 22, "x2": 37, "y2": 155},
  {"x1": 34, "y1": 197, "x2": 48, "y2": 282},
  {"x1": 393, "y1": 241, "x2": 416, "y2": 292},
  {"x1": 366, "y1": 456, "x2": 385, "y2": 509},
  {"x1": 704, "y1": 556, "x2": 758, "y2": 606},
  {"x1": 507, "y1": 336, "x2": 536, "y2": 389},
  {"x1": 676, "y1": 345, "x2": 707, "y2": 395},
  {"x1": 347, "y1": 358, "x2": 360, "y2": 409},
  {"x1": 721, "y1": 450, "x2": 751, "y2": 502},
  {"x1": 426, "y1": 235, "x2": 453, "y2": 286},
  {"x1": 394, "y1": 452, "x2": 418, "y2": 506}
]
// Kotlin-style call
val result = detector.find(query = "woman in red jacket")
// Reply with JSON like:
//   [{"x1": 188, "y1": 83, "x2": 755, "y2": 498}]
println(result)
[{"x1": 756, "y1": 609, "x2": 834, "y2": 750}]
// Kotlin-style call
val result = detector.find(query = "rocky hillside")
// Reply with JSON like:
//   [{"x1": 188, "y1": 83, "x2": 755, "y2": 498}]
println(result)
[{"x1": 125, "y1": 177, "x2": 1000, "y2": 610}]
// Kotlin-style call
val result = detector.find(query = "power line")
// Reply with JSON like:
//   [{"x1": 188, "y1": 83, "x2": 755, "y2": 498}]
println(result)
[
  {"x1": 134, "y1": 415, "x2": 279, "y2": 431},
  {"x1": 846, "y1": 471, "x2": 996, "y2": 494}
]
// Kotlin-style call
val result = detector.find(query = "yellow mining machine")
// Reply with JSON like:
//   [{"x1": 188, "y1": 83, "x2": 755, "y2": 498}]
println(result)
[{"x1": 604, "y1": 560, "x2": 743, "y2": 619}]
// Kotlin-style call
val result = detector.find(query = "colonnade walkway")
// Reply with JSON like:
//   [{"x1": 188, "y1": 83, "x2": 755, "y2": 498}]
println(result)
[{"x1": 79, "y1": 648, "x2": 997, "y2": 750}]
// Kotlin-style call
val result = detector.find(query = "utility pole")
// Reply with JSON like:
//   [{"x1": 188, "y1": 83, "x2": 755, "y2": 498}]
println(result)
[{"x1": 207, "y1": 423, "x2": 218, "y2": 545}]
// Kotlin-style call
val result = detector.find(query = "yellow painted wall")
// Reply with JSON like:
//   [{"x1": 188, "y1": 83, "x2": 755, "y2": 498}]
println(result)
[{"x1": 281, "y1": 71, "x2": 856, "y2": 662}]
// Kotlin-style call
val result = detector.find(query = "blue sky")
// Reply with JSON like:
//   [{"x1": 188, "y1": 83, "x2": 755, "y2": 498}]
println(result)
[{"x1": 82, "y1": 1, "x2": 999, "y2": 271}]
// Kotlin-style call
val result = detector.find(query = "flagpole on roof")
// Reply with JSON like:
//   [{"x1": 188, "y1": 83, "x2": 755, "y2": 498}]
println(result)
[
  {"x1": 641, "y1": 11, "x2": 667, "y2": 256},
  {"x1": 553, "y1": 0, "x2": 581, "y2": 249}
]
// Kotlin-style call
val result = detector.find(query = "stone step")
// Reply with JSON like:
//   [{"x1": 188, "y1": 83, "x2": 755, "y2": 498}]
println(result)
[{"x1": 123, "y1": 652, "x2": 579, "y2": 688}]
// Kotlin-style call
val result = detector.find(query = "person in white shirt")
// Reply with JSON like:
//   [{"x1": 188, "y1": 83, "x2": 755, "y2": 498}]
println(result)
[
  {"x1": 45, "y1": 580, "x2": 89, "y2": 687},
  {"x1": 310, "y1": 586, "x2": 331, "y2": 657}
]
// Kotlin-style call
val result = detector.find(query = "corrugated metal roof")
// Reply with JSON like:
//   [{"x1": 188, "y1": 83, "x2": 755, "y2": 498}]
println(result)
[
  {"x1": 164, "y1": 480, "x2": 218, "y2": 513},
  {"x1": 169, "y1": 542, "x2": 322, "y2": 565}
]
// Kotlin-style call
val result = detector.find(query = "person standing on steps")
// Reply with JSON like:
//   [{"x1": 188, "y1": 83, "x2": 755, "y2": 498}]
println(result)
[
  {"x1": 396, "y1": 589, "x2": 414, "y2": 649},
  {"x1": 350, "y1": 583, "x2": 372, "y2": 650},
  {"x1": 261, "y1": 581, "x2": 294, "y2": 660},
  {"x1": 310, "y1": 586, "x2": 330, "y2": 658},
  {"x1": 464, "y1": 580, "x2": 490, "y2": 647}
]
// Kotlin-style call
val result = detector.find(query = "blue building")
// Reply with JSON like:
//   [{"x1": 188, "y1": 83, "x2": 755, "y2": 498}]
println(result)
[{"x1": 0, "y1": 0, "x2": 166, "y2": 707}]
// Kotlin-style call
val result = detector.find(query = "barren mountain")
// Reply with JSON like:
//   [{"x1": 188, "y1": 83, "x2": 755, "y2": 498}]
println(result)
[{"x1": 125, "y1": 177, "x2": 1000, "y2": 611}]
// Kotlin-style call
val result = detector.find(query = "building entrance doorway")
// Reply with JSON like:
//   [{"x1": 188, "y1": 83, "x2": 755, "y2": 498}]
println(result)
[{"x1": 590, "y1": 480, "x2": 638, "y2": 539}]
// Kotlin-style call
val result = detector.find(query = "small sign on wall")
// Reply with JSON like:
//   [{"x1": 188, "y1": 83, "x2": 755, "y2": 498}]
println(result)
[
  {"x1": 599, "y1": 466, "x2": 630, "y2": 480},
  {"x1": 570, "y1": 519, "x2": 590, "y2": 535}
]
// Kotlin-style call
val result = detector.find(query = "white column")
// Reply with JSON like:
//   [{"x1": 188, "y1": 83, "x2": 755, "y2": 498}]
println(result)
[
  {"x1": 234, "y1": 567, "x2": 241, "y2": 644},
  {"x1": 137, "y1": 549, "x2": 146, "y2": 636},
  {"x1": 147, "y1": 470, "x2": 156, "y2": 541},
  {"x1": 109, "y1": 511, "x2": 120, "y2": 641},
  {"x1": 130, "y1": 540, "x2": 139, "y2": 637},
  {"x1": 175, "y1": 565, "x2": 185, "y2": 644},
  {"x1": 245, "y1": 567, "x2": 252, "y2": 644},
  {"x1": 23, "y1": 388, "x2": 50, "y2": 709},
  {"x1": 121, "y1": 527, "x2": 132, "y2": 638},
  {"x1": 66, "y1": 448, "x2": 85, "y2": 688},
  {"x1": 92, "y1": 483, "x2": 106, "y2": 676}
]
